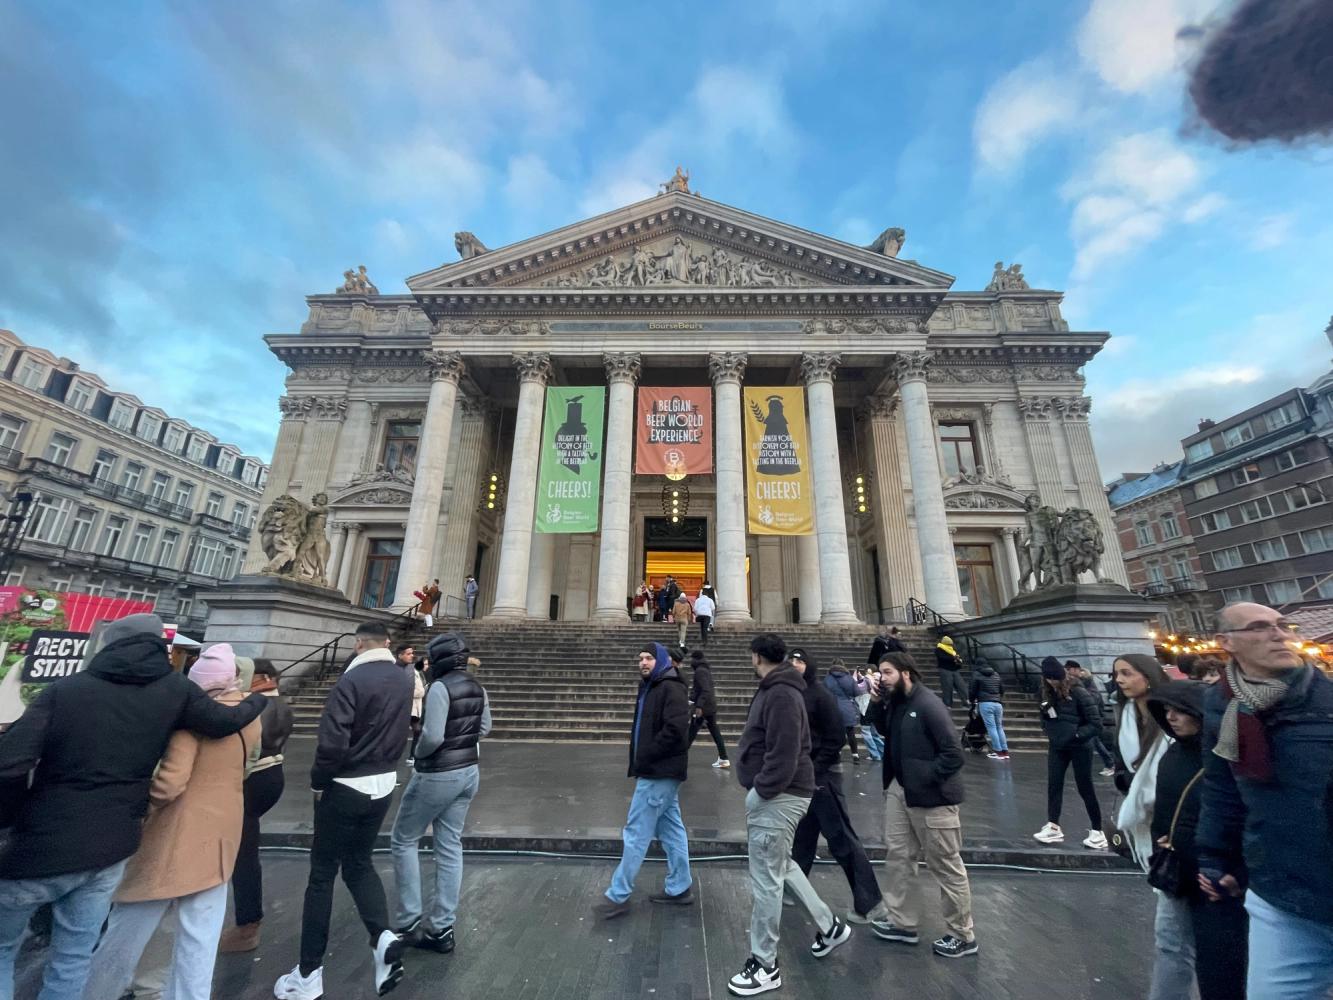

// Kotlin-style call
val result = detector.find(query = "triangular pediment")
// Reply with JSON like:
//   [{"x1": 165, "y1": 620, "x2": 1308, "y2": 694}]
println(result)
[{"x1": 406, "y1": 191, "x2": 955, "y2": 293}]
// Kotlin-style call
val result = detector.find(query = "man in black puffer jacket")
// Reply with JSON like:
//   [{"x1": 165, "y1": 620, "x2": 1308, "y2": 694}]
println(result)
[
  {"x1": 389, "y1": 632, "x2": 491, "y2": 955},
  {"x1": 0, "y1": 613, "x2": 266, "y2": 1000},
  {"x1": 788, "y1": 649, "x2": 885, "y2": 923},
  {"x1": 594, "y1": 641, "x2": 692, "y2": 919}
]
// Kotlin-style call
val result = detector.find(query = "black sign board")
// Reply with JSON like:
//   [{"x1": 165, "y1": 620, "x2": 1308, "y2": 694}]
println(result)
[{"x1": 21, "y1": 630, "x2": 91, "y2": 683}]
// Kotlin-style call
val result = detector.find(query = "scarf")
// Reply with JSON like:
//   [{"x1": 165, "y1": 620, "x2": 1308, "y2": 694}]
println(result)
[
  {"x1": 1213, "y1": 662, "x2": 1299, "y2": 781},
  {"x1": 1116, "y1": 729, "x2": 1167, "y2": 871}
]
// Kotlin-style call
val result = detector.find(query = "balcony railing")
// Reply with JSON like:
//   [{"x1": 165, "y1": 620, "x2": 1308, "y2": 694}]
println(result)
[
  {"x1": 0, "y1": 447, "x2": 22, "y2": 471},
  {"x1": 1138, "y1": 577, "x2": 1205, "y2": 598},
  {"x1": 228, "y1": 522, "x2": 252, "y2": 541},
  {"x1": 194, "y1": 513, "x2": 231, "y2": 531},
  {"x1": 22, "y1": 457, "x2": 90, "y2": 487},
  {"x1": 86, "y1": 477, "x2": 194, "y2": 523}
]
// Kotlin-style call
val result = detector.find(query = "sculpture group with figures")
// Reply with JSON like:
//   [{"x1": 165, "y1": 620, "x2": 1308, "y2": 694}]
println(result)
[
  {"x1": 1016, "y1": 494, "x2": 1105, "y2": 592},
  {"x1": 258, "y1": 493, "x2": 332, "y2": 587},
  {"x1": 335, "y1": 265, "x2": 378, "y2": 295},
  {"x1": 985, "y1": 261, "x2": 1030, "y2": 292},
  {"x1": 545, "y1": 238, "x2": 805, "y2": 289}
]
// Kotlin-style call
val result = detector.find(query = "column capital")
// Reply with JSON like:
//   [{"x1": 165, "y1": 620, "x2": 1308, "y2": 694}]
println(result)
[
  {"x1": 1001, "y1": 526, "x2": 1021, "y2": 538},
  {"x1": 800, "y1": 352, "x2": 842, "y2": 385},
  {"x1": 708, "y1": 351, "x2": 748, "y2": 384},
  {"x1": 603, "y1": 352, "x2": 642, "y2": 385},
  {"x1": 1017, "y1": 395, "x2": 1054, "y2": 421},
  {"x1": 459, "y1": 394, "x2": 493, "y2": 420},
  {"x1": 860, "y1": 392, "x2": 899, "y2": 422},
  {"x1": 423, "y1": 350, "x2": 466, "y2": 384},
  {"x1": 512, "y1": 352, "x2": 553, "y2": 385},
  {"x1": 1054, "y1": 395, "x2": 1092, "y2": 422},
  {"x1": 891, "y1": 351, "x2": 934, "y2": 384},
  {"x1": 278, "y1": 395, "x2": 313, "y2": 421},
  {"x1": 309, "y1": 396, "x2": 349, "y2": 421}
]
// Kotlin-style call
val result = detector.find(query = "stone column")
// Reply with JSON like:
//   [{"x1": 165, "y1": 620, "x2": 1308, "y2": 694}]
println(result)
[
  {"x1": 708, "y1": 352, "x2": 752, "y2": 624},
  {"x1": 796, "y1": 533, "x2": 823, "y2": 623},
  {"x1": 330, "y1": 399, "x2": 374, "y2": 485},
  {"x1": 393, "y1": 351, "x2": 465, "y2": 607},
  {"x1": 1018, "y1": 396, "x2": 1065, "y2": 507},
  {"x1": 525, "y1": 531, "x2": 555, "y2": 619},
  {"x1": 800, "y1": 353, "x2": 859, "y2": 624},
  {"x1": 336, "y1": 523, "x2": 363, "y2": 596},
  {"x1": 437, "y1": 399, "x2": 491, "y2": 609},
  {"x1": 487, "y1": 353, "x2": 553, "y2": 619},
  {"x1": 894, "y1": 352, "x2": 965, "y2": 616},
  {"x1": 292, "y1": 397, "x2": 348, "y2": 498},
  {"x1": 1057, "y1": 397, "x2": 1130, "y2": 585},
  {"x1": 865, "y1": 395, "x2": 921, "y2": 614},
  {"x1": 327, "y1": 523, "x2": 349, "y2": 590},
  {"x1": 1001, "y1": 527, "x2": 1022, "y2": 595},
  {"x1": 593, "y1": 353, "x2": 641, "y2": 621}
]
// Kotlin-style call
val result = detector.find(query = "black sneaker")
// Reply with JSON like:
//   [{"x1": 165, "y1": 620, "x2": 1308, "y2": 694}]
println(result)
[
  {"x1": 416, "y1": 926, "x2": 454, "y2": 953},
  {"x1": 932, "y1": 934, "x2": 979, "y2": 958},
  {"x1": 395, "y1": 918, "x2": 421, "y2": 946},
  {"x1": 727, "y1": 955, "x2": 781, "y2": 995},
  {"x1": 870, "y1": 920, "x2": 919, "y2": 945},
  {"x1": 810, "y1": 917, "x2": 851, "y2": 958},
  {"x1": 649, "y1": 885, "x2": 695, "y2": 905},
  {"x1": 592, "y1": 897, "x2": 631, "y2": 920}
]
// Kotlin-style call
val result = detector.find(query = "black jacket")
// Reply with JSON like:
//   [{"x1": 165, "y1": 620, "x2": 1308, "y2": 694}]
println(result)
[
  {"x1": 1039, "y1": 685, "x2": 1102, "y2": 748},
  {"x1": 935, "y1": 646, "x2": 964, "y2": 672},
  {"x1": 867, "y1": 682, "x2": 964, "y2": 808},
  {"x1": 310, "y1": 648, "x2": 413, "y2": 791},
  {"x1": 628, "y1": 647, "x2": 690, "y2": 782},
  {"x1": 736, "y1": 665, "x2": 815, "y2": 799},
  {"x1": 689, "y1": 659, "x2": 718, "y2": 716},
  {"x1": 0, "y1": 633, "x2": 266, "y2": 879},
  {"x1": 867, "y1": 635, "x2": 906, "y2": 665},
  {"x1": 969, "y1": 665, "x2": 1004, "y2": 704},
  {"x1": 801, "y1": 665, "x2": 847, "y2": 774},
  {"x1": 416, "y1": 669, "x2": 487, "y2": 773}
]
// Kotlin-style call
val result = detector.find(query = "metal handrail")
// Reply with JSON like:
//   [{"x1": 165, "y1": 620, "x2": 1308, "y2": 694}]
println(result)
[
  {"x1": 907, "y1": 597, "x2": 1044, "y2": 696},
  {"x1": 275, "y1": 604, "x2": 423, "y2": 692}
]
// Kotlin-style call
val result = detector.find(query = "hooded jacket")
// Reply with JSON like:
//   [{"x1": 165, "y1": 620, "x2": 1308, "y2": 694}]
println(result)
[
  {"x1": 1040, "y1": 683, "x2": 1102, "y2": 748},
  {"x1": 735, "y1": 664, "x2": 815, "y2": 799},
  {"x1": 823, "y1": 664, "x2": 867, "y2": 729},
  {"x1": 867, "y1": 633, "x2": 906, "y2": 666},
  {"x1": 866, "y1": 679, "x2": 964, "y2": 808},
  {"x1": 688, "y1": 654, "x2": 718, "y2": 716},
  {"x1": 800, "y1": 659, "x2": 848, "y2": 773},
  {"x1": 0, "y1": 633, "x2": 266, "y2": 880},
  {"x1": 628, "y1": 643, "x2": 690, "y2": 782},
  {"x1": 969, "y1": 664, "x2": 1004, "y2": 704},
  {"x1": 935, "y1": 638, "x2": 963, "y2": 672},
  {"x1": 1146, "y1": 681, "x2": 1206, "y2": 894}
]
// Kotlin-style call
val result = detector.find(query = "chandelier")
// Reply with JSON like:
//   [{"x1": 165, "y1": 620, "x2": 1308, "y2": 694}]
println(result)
[
  {"x1": 661, "y1": 480, "x2": 690, "y2": 525},
  {"x1": 480, "y1": 470, "x2": 506, "y2": 513}
]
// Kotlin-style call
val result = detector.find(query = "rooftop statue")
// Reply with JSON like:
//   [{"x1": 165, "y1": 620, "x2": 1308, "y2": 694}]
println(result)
[
  {"x1": 985, "y1": 261, "x2": 1030, "y2": 292},
  {"x1": 865, "y1": 227, "x2": 906, "y2": 257},
  {"x1": 455, "y1": 231, "x2": 490, "y2": 260},
  {"x1": 660, "y1": 165, "x2": 692, "y2": 194},
  {"x1": 335, "y1": 266, "x2": 378, "y2": 295}
]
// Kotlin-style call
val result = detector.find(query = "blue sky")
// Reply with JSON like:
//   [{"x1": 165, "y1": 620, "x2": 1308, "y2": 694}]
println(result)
[{"x1": 2, "y1": 0, "x2": 1330, "y2": 476}]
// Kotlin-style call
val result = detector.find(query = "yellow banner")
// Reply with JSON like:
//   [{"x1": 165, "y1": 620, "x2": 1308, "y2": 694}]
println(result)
[{"x1": 743, "y1": 386, "x2": 814, "y2": 535}]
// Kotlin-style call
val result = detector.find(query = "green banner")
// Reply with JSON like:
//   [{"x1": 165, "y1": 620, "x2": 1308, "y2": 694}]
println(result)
[{"x1": 535, "y1": 386, "x2": 605, "y2": 533}]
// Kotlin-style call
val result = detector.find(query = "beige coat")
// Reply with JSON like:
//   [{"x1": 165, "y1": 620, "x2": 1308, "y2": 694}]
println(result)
[{"x1": 115, "y1": 690, "x2": 262, "y2": 903}]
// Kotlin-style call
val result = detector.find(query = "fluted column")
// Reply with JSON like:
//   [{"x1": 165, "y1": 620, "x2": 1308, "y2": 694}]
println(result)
[
  {"x1": 1057, "y1": 397, "x2": 1129, "y2": 585},
  {"x1": 709, "y1": 352, "x2": 752, "y2": 624},
  {"x1": 330, "y1": 399, "x2": 374, "y2": 484},
  {"x1": 801, "y1": 352, "x2": 858, "y2": 624},
  {"x1": 327, "y1": 524, "x2": 349, "y2": 592},
  {"x1": 487, "y1": 353, "x2": 553, "y2": 620},
  {"x1": 1018, "y1": 397, "x2": 1065, "y2": 507},
  {"x1": 393, "y1": 351, "x2": 465, "y2": 606},
  {"x1": 336, "y1": 523, "x2": 363, "y2": 596},
  {"x1": 593, "y1": 353, "x2": 641, "y2": 621},
  {"x1": 1001, "y1": 527, "x2": 1022, "y2": 597},
  {"x1": 437, "y1": 400, "x2": 491, "y2": 608},
  {"x1": 796, "y1": 533, "x2": 823, "y2": 623},
  {"x1": 895, "y1": 352, "x2": 965, "y2": 616},
  {"x1": 865, "y1": 394, "x2": 921, "y2": 614},
  {"x1": 525, "y1": 532, "x2": 555, "y2": 619}
]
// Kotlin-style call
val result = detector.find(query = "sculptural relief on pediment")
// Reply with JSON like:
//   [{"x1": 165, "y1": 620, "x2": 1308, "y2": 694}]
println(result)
[{"x1": 540, "y1": 236, "x2": 814, "y2": 289}]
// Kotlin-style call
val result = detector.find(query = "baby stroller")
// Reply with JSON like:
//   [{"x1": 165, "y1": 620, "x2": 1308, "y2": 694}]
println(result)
[{"x1": 962, "y1": 709, "x2": 990, "y2": 754}]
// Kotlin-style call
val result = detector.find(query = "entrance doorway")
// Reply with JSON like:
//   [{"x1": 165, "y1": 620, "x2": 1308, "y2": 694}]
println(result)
[
  {"x1": 955, "y1": 543, "x2": 1001, "y2": 617},
  {"x1": 643, "y1": 516, "x2": 707, "y2": 605}
]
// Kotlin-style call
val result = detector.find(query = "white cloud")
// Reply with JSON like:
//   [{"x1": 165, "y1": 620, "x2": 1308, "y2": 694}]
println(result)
[
  {"x1": 1101, "y1": 364, "x2": 1266, "y2": 416},
  {"x1": 372, "y1": 134, "x2": 488, "y2": 207},
  {"x1": 1076, "y1": 0, "x2": 1222, "y2": 95},
  {"x1": 372, "y1": 218, "x2": 415, "y2": 256},
  {"x1": 972, "y1": 59, "x2": 1080, "y2": 173},
  {"x1": 1183, "y1": 192, "x2": 1228, "y2": 223},
  {"x1": 503, "y1": 153, "x2": 559, "y2": 213},
  {"x1": 1253, "y1": 213, "x2": 1295, "y2": 250}
]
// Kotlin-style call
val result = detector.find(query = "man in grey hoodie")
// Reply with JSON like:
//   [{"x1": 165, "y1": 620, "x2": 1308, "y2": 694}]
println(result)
[{"x1": 728, "y1": 634, "x2": 850, "y2": 996}]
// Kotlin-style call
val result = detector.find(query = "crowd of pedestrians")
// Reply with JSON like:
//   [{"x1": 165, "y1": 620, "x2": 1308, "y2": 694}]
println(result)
[{"x1": 0, "y1": 599, "x2": 1329, "y2": 999}]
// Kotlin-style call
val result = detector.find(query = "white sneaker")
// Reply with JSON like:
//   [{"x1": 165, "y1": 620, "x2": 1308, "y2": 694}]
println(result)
[
  {"x1": 712, "y1": 758, "x2": 731, "y2": 768},
  {"x1": 372, "y1": 929, "x2": 404, "y2": 996},
  {"x1": 1099, "y1": 767, "x2": 1115, "y2": 777},
  {"x1": 1083, "y1": 829, "x2": 1109, "y2": 850},
  {"x1": 274, "y1": 965, "x2": 323, "y2": 1000},
  {"x1": 1033, "y1": 822, "x2": 1064, "y2": 844}
]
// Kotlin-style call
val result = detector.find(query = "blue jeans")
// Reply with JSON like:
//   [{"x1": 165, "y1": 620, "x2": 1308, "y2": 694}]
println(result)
[
  {"x1": 390, "y1": 765, "x2": 480, "y2": 932},
  {"x1": 1149, "y1": 889, "x2": 1198, "y2": 1000},
  {"x1": 860, "y1": 724, "x2": 884, "y2": 761},
  {"x1": 0, "y1": 859, "x2": 127, "y2": 1000},
  {"x1": 1245, "y1": 889, "x2": 1333, "y2": 999},
  {"x1": 606, "y1": 778, "x2": 692, "y2": 903},
  {"x1": 977, "y1": 702, "x2": 1007, "y2": 752}
]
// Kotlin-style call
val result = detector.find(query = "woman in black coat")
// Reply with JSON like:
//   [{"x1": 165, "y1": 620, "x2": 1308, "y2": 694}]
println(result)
[
  {"x1": 1033, "y1": 658, "x2": 1107, "y2": 849},
  {"x1": 685, "y1": 649, "x2": 729, "y2": 768}
]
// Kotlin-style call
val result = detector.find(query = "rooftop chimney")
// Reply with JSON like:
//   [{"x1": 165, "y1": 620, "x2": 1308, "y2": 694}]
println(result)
[{"x1": 1197, "y1": 418, "x2": 1216, "y2": 432}]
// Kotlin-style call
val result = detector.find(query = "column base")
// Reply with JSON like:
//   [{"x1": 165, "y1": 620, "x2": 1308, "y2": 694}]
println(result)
[
  {"x1": 713, "y1": 610, "x2": 756, "y2": 626},
  {"x1": 819, "y1": 609, "x2": 862, "y2": 625},
  {"x1": 592, "y1": 608, "x2": 631, "y2": 623},
  {"x1": 484, "y1": 606, "x2": 529, "y2": 622}
]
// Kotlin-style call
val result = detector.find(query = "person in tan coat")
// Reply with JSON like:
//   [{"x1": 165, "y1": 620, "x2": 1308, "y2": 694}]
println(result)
[{"x1": 84, "y1": 642, "x2": 262, "y2": 1000}]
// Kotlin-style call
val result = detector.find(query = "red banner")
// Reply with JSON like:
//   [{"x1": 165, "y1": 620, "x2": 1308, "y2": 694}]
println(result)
[{"x1": 634, "y1": 387, "x2": 713, "y2": 477}]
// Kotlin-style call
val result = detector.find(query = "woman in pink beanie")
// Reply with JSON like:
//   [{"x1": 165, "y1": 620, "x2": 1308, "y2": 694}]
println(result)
[{"x1": 85, "y1": 643, "x2": 260, "y2": 1000}]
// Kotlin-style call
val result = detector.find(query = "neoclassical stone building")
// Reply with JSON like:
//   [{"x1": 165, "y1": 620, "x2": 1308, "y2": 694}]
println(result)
[{"x1": 244, "y1": 184, "x2": 1127, "y2": 625}]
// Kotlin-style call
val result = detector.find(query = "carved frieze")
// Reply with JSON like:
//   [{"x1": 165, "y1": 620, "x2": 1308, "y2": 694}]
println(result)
[
  {"x1": 926, "y1": 366, "x2": 1011, "y2": 384},
  {"x1": 604, "y1": 352, "x2": 642, "y2": 383},
  {"x1": 708, "y1": 352, "x2": 748, "y2": 383},
  {"x1": 345, "y1": 465, "x2": 415, "y2": 488},
  {"x1": 288, "y1": 365, "x2": 353, "y2": 383},
  {"x1": 801, "y1": 317, "x2": 910, "y2": 337},
  {"x1": 800, "y1": 352, "x2": 841, "y2": 384},
  {"x1": 512, "y1": 352, "x2": 553, "y2": 385},
  {"x1": 891, "y1": 351, "x2": 934, "y2": 383},
  {"x1": 1013, "y1": 364, "x2": 1085, "y2": 382},
  {"x1": 441, "y1": 318, "x2": 551, "y2": 337},
  {"x1": 542, "y1": 237, "x2": 811, "y2": 289},
  {"x1": 334, "y1": 487, "x2": 413, "y2": 507},
  {"x1": 942, "y1": 468, "x2": 1027, "y2": 511},
  {"x1": 354, "y1": 367, "x2": 431, "y2": 384}
]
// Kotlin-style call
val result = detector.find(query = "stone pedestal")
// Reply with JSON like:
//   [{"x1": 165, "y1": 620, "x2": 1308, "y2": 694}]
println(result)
[
  {"x1": 946, "y1": 583, "x2": 1166, "y2": 681},
  {"x1": 202, "y1": 575, "x2": 399, "y2": 680}
]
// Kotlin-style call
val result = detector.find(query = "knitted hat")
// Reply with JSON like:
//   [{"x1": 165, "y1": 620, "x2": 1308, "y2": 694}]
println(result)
[
  {"x1": 102, "y1": 613, "x2": 165, "y2": 648},
  {"x1": 1040, "y1": 656, "x2": 1066, "y2": 681},
  {"x1": 668, "y1": 645, "x2": 685, "y2": 663},
  {"x1": 191, "y1": 643, "x2": 239, "y2": 693}
]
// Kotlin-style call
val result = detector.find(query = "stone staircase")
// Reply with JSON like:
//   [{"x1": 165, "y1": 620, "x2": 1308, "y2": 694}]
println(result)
[{"x1": 286, "y1": 620, "x2": 1049, "y2": 750}]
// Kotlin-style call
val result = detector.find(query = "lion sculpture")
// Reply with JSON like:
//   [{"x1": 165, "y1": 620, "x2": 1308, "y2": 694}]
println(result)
[
  {"x1": 258, "y1": 493, "x2": 331, "y2": 586},
  {"x1": 1055, "y1": 507, "x2": 1105, "y2": 584},
  {"x1": 455, "y1": 231, "x2": 490, "y2": 260}
]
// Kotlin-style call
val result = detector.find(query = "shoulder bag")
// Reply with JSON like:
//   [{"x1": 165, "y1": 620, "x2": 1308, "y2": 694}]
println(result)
[{"x1": 1146, "y1": 769, "x2": 1204, "y2": 895}]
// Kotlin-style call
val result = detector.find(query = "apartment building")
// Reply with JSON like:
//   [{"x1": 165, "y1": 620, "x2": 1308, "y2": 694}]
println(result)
[
  {"x1": 0, "y1": 330, "x2": 268, "y2": 632},
  {"x1": 1109, "y1": 355, "x2": 1333, "y2": 627}
]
